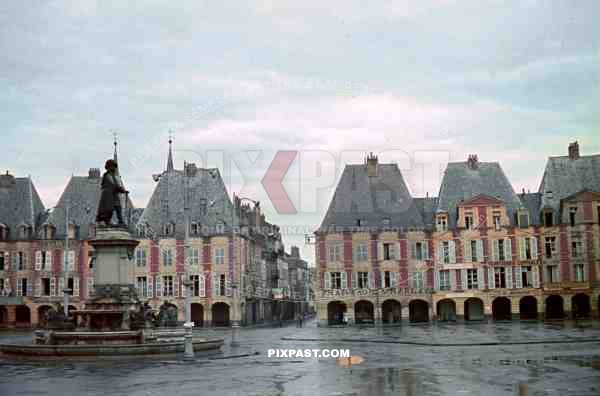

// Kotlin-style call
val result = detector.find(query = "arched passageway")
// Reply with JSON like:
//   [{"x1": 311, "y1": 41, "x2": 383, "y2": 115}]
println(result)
[
  {"x1": 492, "y1": 297, "x2": 512, "y2": 321},
  {"x1": 37, "y1": 305, "x2": 53, "y2": 327},
  {"x1": 191, "y1": 303, "x2": 204, "y2": 327},
  {"x1": 519, "y1": 296, "x2": 538, "y2": 320},
  {"x1": 437, "y1": 299, "x2": 456, "y2": 322},
  {"x1": 572, "y1": 293, "x2": 591, "y2": 319},
  {"x1": 212, "y1": 302, "x2": 230, "y2": 327},
  {"x1": 545, "y1": 295, "x2": 564, "y2": 320},
  {"x1": 409, "y1": 300, "x2": 429, "y2": 323},
  {"x1": 354, "y1": 300, "x2": 375, "y2": 324},
  {"x1": 381, "y1": 300, "x2": 401, "y2": 324},
  {"x1": 464, "y1": 298, "x2": 484, "y2": 321},
  {"x1": 327, "y1": 301, "x2": 347, "y2": 325},
  {"x1": 15, "y1": 305, "x2": 31, "y2": 326}
]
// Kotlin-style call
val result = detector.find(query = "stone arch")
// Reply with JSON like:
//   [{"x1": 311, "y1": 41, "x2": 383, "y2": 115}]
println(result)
[
  {"x1": 327, "y1": 301, "x2": 347, "y2": 325},
  {"x1": 15, "y1": 305, "x2": 31, "y2": 326},
  {"x1": 572, "y1": 293, "x2": 591, "y2": 319},
  {"x1": 519, "y1": 296, "x2": 538, "y2": 320},
  {"x1": 37, "y1": 305, "x2": 53, "y2": 328},
  {"x1": 545, "y1": 295, "x2": 564, "y2": 320},
  {"x1": 464, "y1": 298, "x2": 484, "y2": 321},
  {"x1": 211, "y1": 302, "x2": 230, "y2": 327},
  {"x1": 381, "y1": 299, "x2": 401, "y2": 324},
  {"x1": 409, "y1": 299, "x2": 429, "y2": 323},
  {"x1": 492, "y1": 297, "x2": 512, "y2": 321},
  {"x1": 191, "y1": 303, "x2": 204, "y2": 327},
  {"x1": 437, "y1": 299, "x2": 456, "y2": 322},
  {"x1": 354, "y1": 300, "x2": 375, "y2": 324}
]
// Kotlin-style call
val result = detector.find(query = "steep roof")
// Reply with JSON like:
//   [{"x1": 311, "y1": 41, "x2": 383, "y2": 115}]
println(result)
[
  {"x1": 538, "y1": 154, "x2": 600, "y2": 215},
  {"x1": 138, "y1": 164, "x2": 238, "y2": 239},
  {"x1": 0, "y1": 173, "x2": 45, "y2": 239},
  {"x1": 436, "y1": 161, "x2": 522, "y2": 228},
  {"x1": 414, "y1": 196, "x2": 439, "y2": 231},
  {"x1": 319, "y1": 163, "x2": 424, "y2": 231},
  {"x1": 519, "y1": 192, "x2": 542, "y2": 226}
]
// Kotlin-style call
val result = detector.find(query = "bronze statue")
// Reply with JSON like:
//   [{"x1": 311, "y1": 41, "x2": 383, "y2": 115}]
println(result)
[{"x1": 96, "y1": 159, "x2": 129, "y2": 225}]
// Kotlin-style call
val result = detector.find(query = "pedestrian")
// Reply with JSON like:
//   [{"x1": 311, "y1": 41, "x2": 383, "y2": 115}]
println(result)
[{"x1": 296, "y1": 313, "x2": 303, "y2": 328}]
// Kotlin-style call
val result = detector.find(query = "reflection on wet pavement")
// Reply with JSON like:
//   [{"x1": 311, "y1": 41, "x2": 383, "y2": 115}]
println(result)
[{"x1": 1, "y1": 320, "x2": 600, "y2": 395}]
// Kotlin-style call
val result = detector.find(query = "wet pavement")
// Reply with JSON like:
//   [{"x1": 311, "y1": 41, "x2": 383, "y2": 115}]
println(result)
[{"x1": 1, "y1": 320, "x2": 600, "y2": 396}]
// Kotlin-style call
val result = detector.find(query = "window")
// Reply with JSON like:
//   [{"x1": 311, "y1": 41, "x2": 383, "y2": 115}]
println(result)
[
  {"x1": 521, "y1": 266, "x2": 533, "y2": 288},
  {"x1": 382, "y1": 243, "x2": 398, "y2": 260},
  {"x1": 40, "y1": 251, "x2": 51, "y2": 270},
  {"x1": 190, "y1": 223, "x2": 199, "y2": 235},
  {"x1": 330, "y1": 272, "x2": 342, "y2": 289},
  {"x1": 412, "y1": 271, "x2": 424, "y2": 290},
  {"x1": 574, "y1": 264, "x2": 585, "y2": 282},
  {"x1": 17, "y1": 252, "x2": 27, "y2": 270},
  {"x1": 354, "y1": 243, "x2": 368, "y2": 262},
  {"x1": 546, "y1": 265, "x2": 559, "y2": 283},
  {"x1": 135, "y1": 248, "x2": 147, "y2": 267},
  {"x1": 466, "y1": 269, "x2": 478, "y2": 289},
  {"x1": 19, "y1": 278, "x2": 28, "y2": 296},
  {"x1": 470, "y1": 240, "x2": 478, "y2": 262},
  {"x1": 199, "y1": 199, "x2": 208, "y2": 216},
  {"x1": 328, "y1": 243, "x2": 342, "y2": 262},
  {"x1": 544, "y1": 211, "x2": 553, "y2": 227},
  {"x1": 63, "y1": 250, "x2": 75, "y2": 272},
  {"x1": 383, "y1": 271, "x2": 394, "y2": 288},
  {"x1": 0, "y1": 252, "x2": 4, "y2": 271},
  {"x1": 465, "y1": 212, "x2": 474, "y2": 230},
  {"x1": 19, "y1": 225, "x2": 29, "y2": 239},
  {"x1": 569, "y1": 207, "x2": 577, "y2": 227},
  {"x1": 136, "y1": 276, "x2": 147, "y2": 297},
  {"x1": 443, "y1": 241, "x2": 450, "y2": 264},
  {"x1": 43, "y1": 225, "x2": 54, "y2": 239},
  {"x1": 163, "y1": 275, "x2": 174, "y2": 296},
  {"x1": 382, "y1": 217, "x2": 390, "y2": 225},
  {"x1": 219, "y1": 274, "x2": 226, "y2": 296},
  {"x1": 518, "y1": 211, "x2": 529, "y2": 228},
  {"x1": 0, "y1": 278, "x2": 5, "y2": 295},
  {"x1": 67, "y1": 277, "x2": 74, "y2": 295},
  {"x1": 357, "y1": 272, "x2": 369, "y2": 289},
  {"x1": 494, "y1": 267, "x2": 506, "y2": 288},
  {"x1": 571, "y1": 239, "x2": 583, "y2": 258},
  {"x1": 0, "y1": 225, "x2": 7, "y2": 240},
  {"x1": 493, "y1": 211, "x2": 501, "y2": 230},
  {"x1": 162, "y1": 247, "x2": 174, "y2": 266},
  {"x1": 68, "y1": 224, "x2": 76, "y2": 239},
  {"x1": 189, "y1": 248, "x2": 200, "y2": 266},
  {"x1": 498, "y1": 239, "x2": 505, "y2": 261},
  {"x1": 436, "y1": 215, "x2": 447, "y2": 232},
  {"x1": 439, "y1": 270, "x2": 450, "y2": 290},
  {"x1": 42, "y1": 278, "x2": 51, "y2": 296},
  {"x1": 545, "y1": 237, "x2": 556, "y2": 258},
  {"x1": 214, "y1": 247, "x2": 225, "y2": 265},
  {"x1": 190, "y1": 274, "x2": 204, "y2": 297},
  {"x1": 413, "y1": 241, "x2": 428, "y2": 260}
]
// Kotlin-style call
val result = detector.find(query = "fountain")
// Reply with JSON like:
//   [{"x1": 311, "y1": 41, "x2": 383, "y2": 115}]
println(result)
[{"x1": 0, "y1": 159, "x2": 223, "y2": 358}]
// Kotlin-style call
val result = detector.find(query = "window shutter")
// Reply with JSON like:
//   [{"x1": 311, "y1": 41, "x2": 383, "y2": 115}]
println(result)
[
  {"x1": 477, "y1": 267, "x2": 484, "y2": 290},
  {"x1": 506, "y1": 266, "x2": 513, "y2": 289},
  {"x1": 50, "y1": 277, "x2": 56, "y2": 296},
  {"x1": 88, "y1": 277, "x2": 94, "y2": 298},
  {"x1": 437, "y1": 244, "x2": 444, "y2": 264},
  {"x1": 449, "y1": 241, "x2": 456, "y2": 263},
  {"x1": 174, "y1": 275, "x2": 179, "y2": 297},
  {"x1": 73, "y1": 277, "x2": 79, "y2": 296},
  {"x1": 392, "y1": 242, "x2": 399, "y2": 260},
  {"x1": 464, "y1": 241, "x2": 472, "y2": 263},
  {"x1": 156, "y1": 276, "x2": 163, "y2": 297},
  {"x1": 351, "y1": 272, "x2": 357, "y2": 289},
  {"x1": 352, "y1": 246, "x2": 358, "y2": 262},
  {"x1": 12, "y1": 253, "x2": 18, "y2": 270},
  {"x1": 488, "y1": 267, "x2": 495, "y2": 289},
  {"x1": 35, "y1": 278, "x2": 41, "y2": 297},
  {"x1": 477, "y1": 240, "x2": 484, "y2": 262},
  {"x1": 378, "y1": 242, "x2": 384, "y2": 261},
  {"x1": 181, "y1": 277, "x2": 187, "y2": 298},
  {"x1": 226, "y1": 275, "x2": 232, "y2": 296},
  {"x1": 211, "y1": 274, "x2": 218, "y2": 296},
  {"x1": 16, "y1": 279, "x2": 22, "y2": 296},
  {"x1": 324, "y1": 272, "x2": 331, "y2": 289},
  {"x1": 423, "y1": 243, "x2": 429, "y2": 260},
  {"x1": 514, "y1": 266, "x2": 522, "y2": 288},
  {"x1": 449, "y1": 270, "x2": 456, "y2": 291},
  {"x1": 519, "y1": 238, "x2": 526, "y2": 260},
  {"x1": 434, "y1": 269, "x2": 440, "y2": 290},
  {"x1": 410, "y1": 242, "x2": 416, "y2": 260},
  {"x1": 58, "y1": 277, "x2": 64, "y2": 295},
  {"x1": 35, "y1": 251, "x2": 42, "y2": 271},
  {"x1": 367, "y1": 272, "x2": 373, "y2": 289},
  {"x1": 505, "y1": 238, "x2": 512, "y2": 259},
  {"x1": 391, "y1": 271, "x2": 397, "y2": 287},
  {"x1": 531, "y1": 237, "x2": 538, "y2": 258},
  {"x1": 532, "y1": 266, "x2": 540, "y2": 288},
  {"x1": 492, "y1": 240, "x2": 499, "y2": 261},
  {"x1": 26, "y1": 278, "x2": 32, "y2": 296},
  {"x1": 461, "y1": 269, "x2": 467, "y2": 290},
  {"x1": 341, "y1": 272, "x2": 347, "y2": 289},
  {"x1": 199, "y1": 275, "x2": 206, "y2": 297},
  {"x1": 147, "y1": 276, "x2": 153, "y2": 298},
  {"x1": 23, "y1": 253, "x2": 28, "y2": 270}
]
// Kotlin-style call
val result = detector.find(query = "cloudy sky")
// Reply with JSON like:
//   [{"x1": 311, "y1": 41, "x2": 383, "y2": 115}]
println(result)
[{"x1": 2, "y1": 0, "x2": 599, "y2": 264}]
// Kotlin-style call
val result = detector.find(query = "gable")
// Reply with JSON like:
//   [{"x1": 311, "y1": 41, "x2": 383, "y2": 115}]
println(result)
[
  {"x1": 459, "y1": 194, "x2": 504, "y2": 207},
  {"x1": 562, "y1": 190, "x2": 600, "y2": 203}
]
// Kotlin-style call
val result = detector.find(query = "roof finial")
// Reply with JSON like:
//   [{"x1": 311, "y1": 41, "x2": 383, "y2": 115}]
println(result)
[
  {"x1": 167, "y1": 129, "x2": 174, "y2": 172},
  {"x1": 111, "y1": 129, "x2": 118, "y2": 163}
]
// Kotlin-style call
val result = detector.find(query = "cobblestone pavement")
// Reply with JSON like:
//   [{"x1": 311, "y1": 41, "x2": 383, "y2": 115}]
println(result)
[{"x1": 1, "y1": 320, "x2": 600, "y2": 396}]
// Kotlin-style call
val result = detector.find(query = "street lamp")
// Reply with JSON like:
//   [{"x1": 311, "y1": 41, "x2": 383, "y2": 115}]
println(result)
[
  {"x1": 182, "y1": 165, "x2": 194, "y2": 361},
  {"x1": 231, "y1": 196, "x2": 259, "y2": 347}
]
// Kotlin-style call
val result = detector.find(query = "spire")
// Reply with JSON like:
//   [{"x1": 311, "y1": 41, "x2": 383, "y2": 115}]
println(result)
[
  {"x1": 166, "y1": 130, "x2": 174, "y2": 172},
  {"x1": 112, "y1": 129, "x2": 120, "y2": 177}
]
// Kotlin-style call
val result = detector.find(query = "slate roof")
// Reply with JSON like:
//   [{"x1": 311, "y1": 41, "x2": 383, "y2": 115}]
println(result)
[
  {"x1": 436, "y1": 161, "x2": 522, "y2": 228},
  {"x1": 0, "y1": 173, "x2": 46, "y2": 239},
  {"x1": 414, "y1": 196, "x2": 439, "y2": 231},
  {"x1": 45, "y1": 172, "x2": 135, "y2": 239},
  {"x1": 138, "y1": 164, "x2": 238, "y2": 239},
  {"x1": 319, "y1": 163, "x2": 425, "y2": 231},
  {"x1": 538, "y1": 154, "x2": 600, "y2": 219},
  {"x1": 518, "y1": 192, "x2": 542, "y2": 226}
]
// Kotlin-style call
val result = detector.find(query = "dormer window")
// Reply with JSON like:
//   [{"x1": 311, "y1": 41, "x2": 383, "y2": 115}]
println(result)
[
  {"x1": 67, "y1": 224, "x2": 77, "y2": 239},
  {"x1": 190, "y1": 222, "x2": 199, "y2": 235},
  {"x1": 464, "y1": 212, "x2": 474, "y2": 230},
  {"x1": 569, "y1": 207, "x2": 577, "y2": 227},
  {"x1": 18, "y1": 225, "x2": 30, "y2": 239},
  {"x1": 543, "y1": 211, "x2": 554, "y2": 227},
  {"x1": 0, "y1": 224, "x2": 7, "y2": 240},
  {"x1": 163, "y1": 223, "x2": 174, "y2": 236},
  {"x1": 200, "y1": 199, "x2": 208, "y2": 216},
  {"x1": 43, "y1": 224, "x2": 55, "y2": 239},
  {"x1": 382, "y1": 217, "x2": 390, "y2": 225},
  {"x1": 436, "y1": 215, "x2": 448, "y2": 232},
  {"x1": 491, "y1": 211, "x2": 501, "y2": 230},
  {"x1": 517, "y1": 210, "x2": 529, "y2": 229}
]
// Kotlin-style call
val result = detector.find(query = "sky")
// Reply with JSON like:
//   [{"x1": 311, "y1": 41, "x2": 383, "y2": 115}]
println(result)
[{"x1": 2, "y1": 0, "x2": 600, "y2": 265}]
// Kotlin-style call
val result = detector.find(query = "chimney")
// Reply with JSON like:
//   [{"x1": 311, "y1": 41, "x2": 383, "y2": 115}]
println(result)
[
  {"x1": 291, "y1": 246, "x2": 300, "y2": 258},
  {"x1": 366, "y1": 152, "x2": 378, "y2": 177},
  {"x1": 568, "y1": 141, "x2": 580, "y2": 160},
  {"x1": 467, "y1": 154, "x2": 479, "y2": 170},
  {"x1": 184, "y1": 161, "x2": 197, "y2": 176},
  {"x1": 88, "y1": 168, "x2": 101, "y2": 179}
]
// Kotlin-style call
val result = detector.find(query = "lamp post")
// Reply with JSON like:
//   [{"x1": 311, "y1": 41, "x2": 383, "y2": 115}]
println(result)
[
  {"x1": 231, "y1": 196, "x2": 259, "y2": 347},
  {"x1": 182, "y1": 163, "x2": 194, "y2": 360}
]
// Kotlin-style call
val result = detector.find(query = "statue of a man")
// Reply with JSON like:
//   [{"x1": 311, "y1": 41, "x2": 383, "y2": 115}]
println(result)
[{"x1": 96, "y1": 159, "x2": 129, "y2": 225}]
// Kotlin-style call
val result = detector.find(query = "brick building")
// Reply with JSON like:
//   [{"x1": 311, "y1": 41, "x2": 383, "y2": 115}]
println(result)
[{"x1": 315, "y1": 143, "x2": 600, "y2": 325}]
